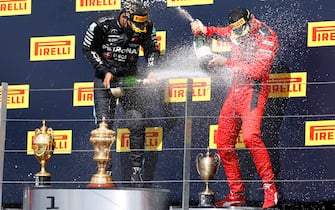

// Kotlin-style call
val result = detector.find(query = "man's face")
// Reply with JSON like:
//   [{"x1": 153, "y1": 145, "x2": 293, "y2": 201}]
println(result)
[
  {"x1": 120, "y1": 13, "x2": 132, "y2": 29},
  {"x1": 120, "y1": 12, "x2": 135, "y2": 37},
  {"x1": 230, "y1": 17, "x2": 251, "y2": 40},
  {"x1": 233, "y1": 23, "x2": 251, "y2": 38}
]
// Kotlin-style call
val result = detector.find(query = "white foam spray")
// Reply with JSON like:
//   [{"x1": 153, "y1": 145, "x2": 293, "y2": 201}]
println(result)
[
  {"x1": 135, "y1": 0, "x2": 167, "y2": 8},
  {"x1": 152, "y1": 45, "x2": 231, "y2": 91},
  {"x1": 255, "y1": 1, "x2": 310, "y2": 70},
  {"x1": 155, "y1": 45, "x2": 208, "y2": 80},
  {"x1": 175, "y1": 6, "x2": 195, "y2": 22}
]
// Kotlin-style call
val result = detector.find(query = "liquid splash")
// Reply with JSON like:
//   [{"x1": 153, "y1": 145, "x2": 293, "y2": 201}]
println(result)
[
  {"x1": 255, "y1": 1, "x2": 310, "y2": 70},
  {"x1": 156, "y1": 46, "x2": 208, "y2": 80},
  {"x1": 153, "y1": 45, "x2": 231, "y2": 90},
  {"x1": 135, "y1": 0, "x2": 167, "y2": 8},
  {"x1": 175, "y1": 6, "x2": 194, "y2": 22}
]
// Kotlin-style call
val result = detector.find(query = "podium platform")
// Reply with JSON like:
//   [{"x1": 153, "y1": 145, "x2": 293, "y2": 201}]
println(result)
[
  {"x1": 170, "y1": 206, "x2": 273, "y2": 209},
  {"x1": 170, "y1": 206, "x2": 262, "y2": 210},
  {"x1": 23, "y1": 186, "x2": 170, "y2": 210}
]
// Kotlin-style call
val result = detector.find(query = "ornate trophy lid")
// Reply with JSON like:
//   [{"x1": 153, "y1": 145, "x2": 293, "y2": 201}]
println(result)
[{"x1": 90, "y1": 117, "x2": 115, "y2": 139}]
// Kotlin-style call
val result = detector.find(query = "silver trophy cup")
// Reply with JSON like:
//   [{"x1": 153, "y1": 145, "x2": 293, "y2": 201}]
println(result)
[{"x1": 196, "y1": 148, "x2": 221, "y2": 207}]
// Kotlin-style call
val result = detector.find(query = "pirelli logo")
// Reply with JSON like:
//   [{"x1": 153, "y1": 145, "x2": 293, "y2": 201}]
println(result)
[
  {"x1": 0, "y1": 0, "x2": 31, "y2": 16},
  {"x1": 164, "y1": 78, "x2": 211, "y2": 102},
  {"x1": 308, "y1": 21, "x2": 335, "y2": 47},
  {"x1": 133, "y1": 15, "x2": 147, "y2": 23},
  {"x1": 30, "y1": 36, "x2": 75, "y2": 61},
  {"x1": 76, "y1": 0, "x2": 120, "y2": 12},
  {"x1": 268, "y1": 72, "x2": 307, "y2": 98},
  {"x1": 116, "y1": 127, "x2": 163, "y2": 152},
  {"x1": 167, "y1": 0, "x2": 213, "y2": 7},
  {"x1": 0, "y1": 84, "x2": 29, "y2": 109},
  {"x1": 230, "y1": 18, "x2": 246, "y2": 30},
  {"x1": 209, "y1": 125, "x2": 245, "y2": 149},
  {"x1": 305, "y1": 120, "x2": 335, "y2": 146},
  {"x1": 73, "y1": 82, "x2": 94, "y2": 106},
  {"x1": 139, "y1": 31, "x2": 166, "y2": 56},
  {"x1": 211, "y1": 39, "x2": 232, "y2": 53},
  {"x1": 27, "y1": 130, "x2": 73, "y2": 154}
]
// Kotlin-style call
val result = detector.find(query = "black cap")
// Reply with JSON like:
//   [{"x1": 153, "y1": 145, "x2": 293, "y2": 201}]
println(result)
[
  {"x1": 228, "y1": 7, "x2": 251, "y2": 28},
  {"x1": 123, "y1": 1, "x2": 148, "y2": 32},
  {"x1": 123, "y1": 1, "x2": 147, "y2": 22}
]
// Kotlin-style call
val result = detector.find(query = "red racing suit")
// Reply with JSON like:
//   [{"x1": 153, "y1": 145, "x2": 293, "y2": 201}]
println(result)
[{"x1": 205, "y1": 17, "x2": 279, "y2": 193}]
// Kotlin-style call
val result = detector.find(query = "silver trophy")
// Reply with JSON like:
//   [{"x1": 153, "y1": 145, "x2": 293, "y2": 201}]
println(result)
[{"x1": 196, "y1": 148, "x2": 221, "y2": 207}]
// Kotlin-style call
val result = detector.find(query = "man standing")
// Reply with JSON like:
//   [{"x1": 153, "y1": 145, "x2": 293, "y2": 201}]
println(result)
[
  {"x1": 82, "y1": 0, "x2": 160, "y2": 187},
  {"x1": 191, "y1": 7, "x2": 279, "y2": 208}
]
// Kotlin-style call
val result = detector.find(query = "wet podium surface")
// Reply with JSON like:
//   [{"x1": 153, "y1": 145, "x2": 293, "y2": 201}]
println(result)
[
  {"x1": 23, "y1": 186, "x2": 170, "y2": 210},
  {"x1": 169, "y1": 206, "x2": 279, "y2": 209}
]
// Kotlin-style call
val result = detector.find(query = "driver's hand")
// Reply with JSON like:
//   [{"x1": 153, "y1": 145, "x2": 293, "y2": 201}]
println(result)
[
  {"x1": 103, "y1": 72, "x2": 114, "y2": 88},
  {"x1": 191, "y1": 19, "x2": 206, "y2": 35},
  {"x1": 143, "y1": 72, "x2": 158, "y2": 85},
  {"x1": 208, "y1": 54, "x2": 228, "y2": 67}
]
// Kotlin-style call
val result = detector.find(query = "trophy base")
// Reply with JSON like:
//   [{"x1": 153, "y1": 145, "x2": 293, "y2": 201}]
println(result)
[
  {"x1": 87, "y1": 182, "x2": 116, "y2": 188},
  {"x1": 87, "y1": 173, "x2": 116, "y2": 188},
  {"x1": 198, "y1": 193, "x2": 215, "y2": 207},
  {"x1": 34, "y1": 175, "x2": 51, "y2": 187}
]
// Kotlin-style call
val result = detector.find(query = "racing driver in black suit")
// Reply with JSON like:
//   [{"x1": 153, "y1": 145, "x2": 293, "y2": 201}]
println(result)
[{"x1": 82, "y1": 0, "x2": 160, "y2": 187}]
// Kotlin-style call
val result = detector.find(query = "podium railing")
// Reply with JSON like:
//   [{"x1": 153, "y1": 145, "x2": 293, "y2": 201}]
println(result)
[
  {"x1": 1, "y1": 79, "x2": 335, "y2": 209},
  {"x1": 0, "y1": 82, "x2": 8, "y2": 208}
]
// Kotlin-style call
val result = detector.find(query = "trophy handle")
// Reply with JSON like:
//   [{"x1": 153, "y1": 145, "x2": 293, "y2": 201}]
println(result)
[
  {"x1": 214, "y1": 153, "x2": 221, "y2": 175},
  {"x1": 34, "y1": 144, "x2": 48, "y2": 157},
  {"x1": 196, "y1": 153, "x2": 203, "y2": 175}
]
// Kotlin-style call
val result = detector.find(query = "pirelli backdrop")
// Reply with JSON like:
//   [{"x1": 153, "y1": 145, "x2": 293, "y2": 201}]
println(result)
[{"x1": 1, "y1": 0, "x2": 335, "y2": 206}]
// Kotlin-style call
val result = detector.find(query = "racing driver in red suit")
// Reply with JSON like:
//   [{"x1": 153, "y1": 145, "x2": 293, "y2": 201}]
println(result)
[{"x1": 191, "y1": 7, "x2": 279, "y2": 209}]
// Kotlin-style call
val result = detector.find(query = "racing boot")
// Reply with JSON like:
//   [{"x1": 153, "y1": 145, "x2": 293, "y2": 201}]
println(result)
[
  {"x1": 262, "y1": 183, "x2": 278, "y2": 209},
  {"x1": 131, "y1": 167, "x2": 144, "y2": 188},
  {"x1": 215, "y1": 191, "x2": 245, "y2": 207}
]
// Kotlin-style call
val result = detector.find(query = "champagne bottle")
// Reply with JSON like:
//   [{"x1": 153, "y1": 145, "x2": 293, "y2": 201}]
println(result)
[
  {"x1": 111, "y1": 76, "x2": 143, "y2": 88},
  {"x1": 110, "y1": 76, "x2": 143, "y2": 97},
  {"x1": 194, "y1": 34, "x2": 209, "y2": 48},
  {"x1": 193, "y1": 35, "x2": 213, "y2": 71}
]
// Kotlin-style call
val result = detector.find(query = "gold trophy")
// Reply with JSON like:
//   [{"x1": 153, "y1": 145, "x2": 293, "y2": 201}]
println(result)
[
  {"x1": 33, "y1": 120, "x2": 54, "y2": 186},
  {"x1": 196, "y1": 147, "x2": 221, "y2": 207},
  {"x1": 87, "y1": 117, "x2": 116, "y2": 188}
]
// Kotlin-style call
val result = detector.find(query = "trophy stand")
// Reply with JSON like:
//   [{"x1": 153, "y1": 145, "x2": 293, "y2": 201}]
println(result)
[
  {"x1": 33, "y1": 120, "x2": 54, "y2": 187},
  {"x1": 196, "y1": 148, "x2": 220, "y2": 207},
  {"x1": 34, "y1": 160, "x2": 51, "y2": 186},
  {"x1": 198, "y1": 181, "x2": 216, "y2": 207},
  {"x1": 88, "y1": 117, "x2": 116, "y2": 188}
]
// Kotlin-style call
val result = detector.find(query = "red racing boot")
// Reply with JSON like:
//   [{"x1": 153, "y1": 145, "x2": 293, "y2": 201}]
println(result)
[
  {"x1": 215, "y1": 192, "x2": 245, "y2": 207},
  {"x1": 262, "y1": 183, "x2": 278, "y2": 209}
]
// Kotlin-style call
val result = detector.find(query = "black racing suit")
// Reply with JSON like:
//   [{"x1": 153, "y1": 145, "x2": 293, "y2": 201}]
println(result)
[{"x1": 82, "y1": 12, "x2": 160, "y2": 181}]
